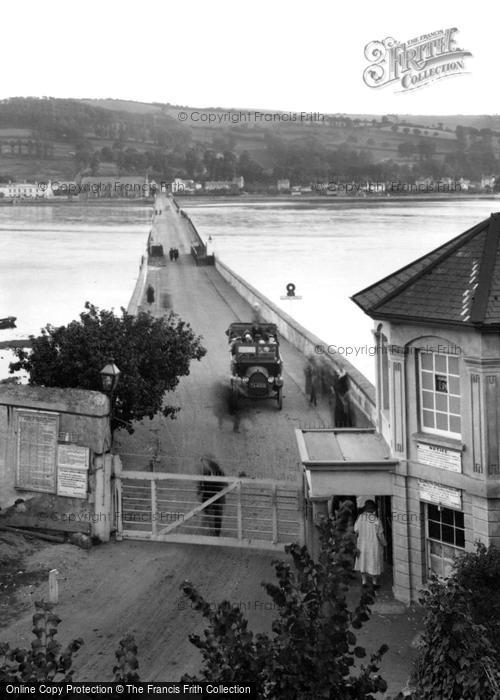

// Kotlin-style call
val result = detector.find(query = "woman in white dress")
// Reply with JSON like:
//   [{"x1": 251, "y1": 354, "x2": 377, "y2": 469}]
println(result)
[{"x1": 354, "y1": 499, "x2": 387, "y2": 587}]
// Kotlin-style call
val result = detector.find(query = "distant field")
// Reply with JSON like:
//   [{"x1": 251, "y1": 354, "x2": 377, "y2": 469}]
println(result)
[
  {"x1": 0, "y1": 155, "x2": 76, "y2": 180},
  {"x1": 81, "y1": 98, "x2": 165, "y2": 115},
  {"x1": 0, "y1": 128, "x2": 33, "y2": 137}
]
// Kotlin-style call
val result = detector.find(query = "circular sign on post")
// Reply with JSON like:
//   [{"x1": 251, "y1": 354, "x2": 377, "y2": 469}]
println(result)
[{"x1": 280, "y1": 282, "x2": 302, "y2": 300}]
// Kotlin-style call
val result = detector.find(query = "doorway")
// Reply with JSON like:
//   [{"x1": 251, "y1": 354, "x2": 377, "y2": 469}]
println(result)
[{"x1": 376, "y1": 495, "x2": 393, "y2": 566}]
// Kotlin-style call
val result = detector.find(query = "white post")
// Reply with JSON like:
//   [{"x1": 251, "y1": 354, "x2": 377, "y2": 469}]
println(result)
[
  {"x1": 151, "y1": 479, "x2": 157, "y2": 539},
  {"x1": 272, "y1": 484, "x2": 278, "y2": 544},
  {"x1": 48, "y1": 569, "x2": 59, "y2": 604},
  {"x1": 237, "y1": 481, "x2": 243, "y2": 541},
  {"x1": 113, "y1": 455, "x2": 123, "y2": 541}
]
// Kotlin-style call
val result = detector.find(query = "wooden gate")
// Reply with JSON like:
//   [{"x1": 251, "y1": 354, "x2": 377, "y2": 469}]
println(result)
[{"x1": 114, "y1": 471, "x2": 304, "y2": 550}]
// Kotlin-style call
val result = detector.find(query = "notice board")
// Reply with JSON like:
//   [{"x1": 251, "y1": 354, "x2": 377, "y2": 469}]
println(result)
[
  {"x1": 16, "y1": 411, "x2": 58, "y2": 492},
  {"x1": 57, "y1": 443, "x2": 90, "y2": 498}
]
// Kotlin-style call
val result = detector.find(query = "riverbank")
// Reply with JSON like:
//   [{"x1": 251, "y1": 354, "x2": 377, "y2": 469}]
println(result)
[
  {"x1": 172, "y1": 192, "x2": 500, "y2": 205},
  {"x1": 0, "y1": 197, "x2": 154, "y2": 207},
  {"x1": 1, "y1": 191, "x2": 499, "y2": 208}
]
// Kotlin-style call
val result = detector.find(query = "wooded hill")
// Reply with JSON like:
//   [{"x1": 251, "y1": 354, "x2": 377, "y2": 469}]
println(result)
[{"x1": 0, "y1": 97, "x2": 499, "y2": 188}]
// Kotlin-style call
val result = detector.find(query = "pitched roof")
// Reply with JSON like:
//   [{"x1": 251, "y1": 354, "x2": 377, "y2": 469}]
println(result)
[{"x1": 351, "y1": 213, "x2": 500, "y2": 328}]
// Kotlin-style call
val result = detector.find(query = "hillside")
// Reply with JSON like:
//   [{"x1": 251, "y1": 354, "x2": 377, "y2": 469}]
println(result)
[{"x1": 0, "y1": 97, "x2": 499, "y2": 188}]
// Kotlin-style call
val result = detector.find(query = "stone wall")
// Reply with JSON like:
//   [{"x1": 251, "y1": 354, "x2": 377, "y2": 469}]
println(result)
[{"x1": 0, "y1": 385, "x2": 113, "y2": 540}]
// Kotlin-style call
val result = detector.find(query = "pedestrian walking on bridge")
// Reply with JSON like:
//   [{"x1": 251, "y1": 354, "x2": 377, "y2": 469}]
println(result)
[{"x1": 197, "y1": 457, "x2": 226, "y2": 537}]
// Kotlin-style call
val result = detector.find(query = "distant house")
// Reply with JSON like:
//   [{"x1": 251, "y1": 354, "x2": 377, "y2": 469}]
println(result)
[
  {"x1": 77, "y1": 175, "x2": 152, "y2": 199},
  {"x1": 171, "y1": 178, "x2": 201, "y2": 194},
  {"x1": 204, "y1": 176, "x2": 244, "y2": 192},
  {"x1": 51, "y1": 181, "x2": 78, "y2": 196},
  {"x1": 415, "y1": 177, "x2": 434, "y2": 189},
  {"x1": 481, "y1": 175, "x2": 496, "y2": 191},
  {"x1": 0, "y1": 181, "x2": 54, "y2": 199},
  {"x1": 276, "y1": 178, "x2": 290, "y2": 193},
  {"x1": 361, "y1": 181, "x2": 386, "y2": 193}
]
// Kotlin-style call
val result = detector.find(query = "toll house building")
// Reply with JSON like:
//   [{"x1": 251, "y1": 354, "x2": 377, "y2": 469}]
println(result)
[{"x1": 297, "y1": 213, "x2": 500, "y2": 605}]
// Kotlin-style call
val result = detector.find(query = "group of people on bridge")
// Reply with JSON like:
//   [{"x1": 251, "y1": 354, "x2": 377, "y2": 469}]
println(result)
[{"x1": 169, "y1": 247, "x2": 179, "y2": 261}]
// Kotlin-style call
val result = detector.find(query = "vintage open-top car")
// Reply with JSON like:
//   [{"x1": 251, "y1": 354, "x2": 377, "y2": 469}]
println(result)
[{"x1": 226, "y1": 322, "x2": 283, "y2": 410}]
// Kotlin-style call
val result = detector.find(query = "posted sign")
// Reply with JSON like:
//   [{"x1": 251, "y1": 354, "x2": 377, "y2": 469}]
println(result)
[
  {"x1": 418, "y1": 479, "x2": 462, "y2": 510},
  {"x1": 57, "y1": 444, "x2": 90, "y2": 498},
  {"x1": 416, "y1": 442, "x2": 462, "y2": 473}
]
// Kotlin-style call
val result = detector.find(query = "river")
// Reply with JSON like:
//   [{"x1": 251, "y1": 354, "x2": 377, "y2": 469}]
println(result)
[{"x1": 1, "y1": 197, "x2": 499, "y2": 382}]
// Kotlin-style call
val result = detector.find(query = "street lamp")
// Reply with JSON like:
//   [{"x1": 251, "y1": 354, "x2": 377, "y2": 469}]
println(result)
[
  {"x1": 100, "y1": 359, "x2": 121, "y2": 394},
  {"x1": 100, "y1": 359, "x2": 121, "y2": 441}
]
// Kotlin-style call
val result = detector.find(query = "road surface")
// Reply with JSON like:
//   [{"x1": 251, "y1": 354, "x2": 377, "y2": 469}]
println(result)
[{"x1": 117, "y1": 194, "x2": 334, "y2": 479}]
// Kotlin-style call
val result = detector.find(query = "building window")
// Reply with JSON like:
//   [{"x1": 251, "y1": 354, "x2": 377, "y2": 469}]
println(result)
[
  {"x1": 419, "y1": 351, "x2": 461, "y2": 437},
  {"x1": 426, "y1": 503, "x2": 465, "y2": 578}
]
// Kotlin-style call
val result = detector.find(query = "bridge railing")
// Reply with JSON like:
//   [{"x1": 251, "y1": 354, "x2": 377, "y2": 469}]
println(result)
[{"x1": 190, "y1": 243, "x2": 215, "y2": 266}]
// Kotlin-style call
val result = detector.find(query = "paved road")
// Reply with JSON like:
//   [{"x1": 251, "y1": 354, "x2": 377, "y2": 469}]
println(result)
[{"x1": 117, "y1": 194, "x2": 334, "y2": 480}]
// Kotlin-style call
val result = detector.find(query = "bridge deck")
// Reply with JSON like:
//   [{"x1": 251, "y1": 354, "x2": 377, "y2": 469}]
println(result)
[{"x1": 117, "y1": 194, "x2": 335, "y2": 482}]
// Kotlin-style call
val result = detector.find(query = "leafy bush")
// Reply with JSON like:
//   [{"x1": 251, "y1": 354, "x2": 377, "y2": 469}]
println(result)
[
  {"x1": 180, "y1": 503, "x2": 388, "y2": 699},
  {"x1": 452, "y1": 541, "x2": 500, "y2": 648},
  {"x1": 113, "y1": 634, "x2": 140, "y2": 682},
  {"x1": 413, "y1": 568, "x2": 500, "y2": 698},
  {"x1": 0, "y1": 600, "x2": 140, "y2": 686},
  {"x1": 0, "y1": 600, "x2": 83, "y2": 682}
]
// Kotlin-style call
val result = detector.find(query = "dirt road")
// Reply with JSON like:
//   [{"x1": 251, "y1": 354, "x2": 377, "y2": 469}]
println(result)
[
  {"x1": 1, "y1": 533, "x2": 421, "y2": 692},
  {"x1": 1, "y1": 535, "x2": 285, "y2": 681}
]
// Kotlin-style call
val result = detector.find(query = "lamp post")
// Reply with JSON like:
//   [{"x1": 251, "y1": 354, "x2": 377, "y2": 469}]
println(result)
[{"x1": 100, "y1": 359, "x2": 121, "y2": 433}]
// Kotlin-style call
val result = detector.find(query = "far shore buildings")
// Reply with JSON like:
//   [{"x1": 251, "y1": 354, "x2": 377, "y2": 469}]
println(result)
[
  {"x1": 0, "y1": 180, "x2": 54, "y2": 199},
  {"x1": 76, "y1": 175, "x2": 154, "y2": 199},
  {"x1": 171, "y1": 178, "x2": 202, "y2": 194},
  {"x1": 204, "y1": 176, "x2": 244, "y2": 193},
  {"x1": 298, "y1": 212, "x2": 500, "y2": 604}
]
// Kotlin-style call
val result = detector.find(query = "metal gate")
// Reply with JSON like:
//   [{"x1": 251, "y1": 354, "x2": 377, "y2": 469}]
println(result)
[{"x1": 113, "y1": 471, "x2": 304, "y2": 550}]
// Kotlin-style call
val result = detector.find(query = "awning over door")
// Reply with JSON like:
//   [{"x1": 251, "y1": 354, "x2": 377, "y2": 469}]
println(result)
[{"x1": 295, "y1": 428, "x2": 398, "y2": 499}]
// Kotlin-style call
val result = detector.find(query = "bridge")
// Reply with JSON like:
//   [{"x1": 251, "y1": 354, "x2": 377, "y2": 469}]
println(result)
[{"x1": 114, "y1": 193, "x2": 377, "y2": 550}]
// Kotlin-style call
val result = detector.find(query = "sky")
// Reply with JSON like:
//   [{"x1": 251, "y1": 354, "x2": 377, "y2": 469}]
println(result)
[{"x1": 2, "y1": 0, "x2": 497, "y2": 115}]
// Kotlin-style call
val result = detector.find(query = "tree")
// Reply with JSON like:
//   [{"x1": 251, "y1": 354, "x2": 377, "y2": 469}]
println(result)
[
  {"x1": 416, "y1": 139, "x2": 435, "y2": 161},
  {"x1": 10, "y1": 302, "x2": 206, "y2": 433},
  {"x1": 398, "y1": 141, "x2": 415, "y2": 159},
  {"x1": 180, "y1": 503, "x2": 388, "y2": 698}
]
